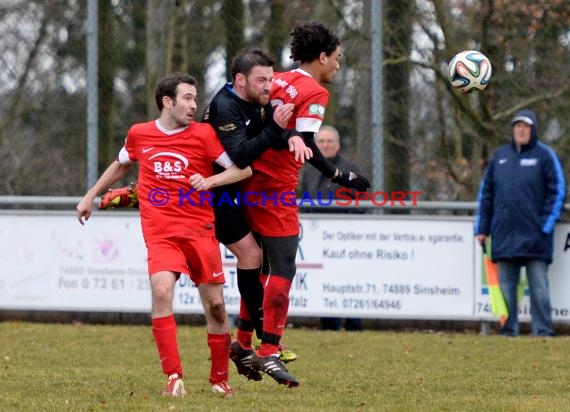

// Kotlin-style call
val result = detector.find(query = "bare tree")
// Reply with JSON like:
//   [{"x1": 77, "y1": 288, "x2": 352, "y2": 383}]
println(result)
[
  {"x1": 384, "y1": 0, "x2": 413, "y2": 198},
  {"x1": 146, "y1": 0, "x2": 175, "y2": 118}
]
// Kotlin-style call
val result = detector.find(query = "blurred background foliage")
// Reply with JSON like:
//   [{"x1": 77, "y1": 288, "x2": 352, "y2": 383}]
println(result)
[{"x1": 1, "y1": 0, "x2": 568, "y2": 204}]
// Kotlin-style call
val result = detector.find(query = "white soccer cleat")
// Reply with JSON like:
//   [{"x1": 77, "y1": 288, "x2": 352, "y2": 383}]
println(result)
[
  {"x1": 163, "y1": 373, "x2": 187, "y2": 397},
  {"x1": 211, "y1": 381, "x2": 234, "y2": 397}
]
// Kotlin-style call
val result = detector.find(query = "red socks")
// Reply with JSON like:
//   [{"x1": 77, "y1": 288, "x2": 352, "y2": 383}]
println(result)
[
  {"x1": 153, "y1": 315, "x2": 231, "y2": 384},
  {"x1": 258, "y1": 275, "x2": 291, "y2": 356},
  {"x1": 152, "y1": 314, "x2": 182, "y2": 377},
  {"x1": 208, "y1": 333, "x2": 231, "y2": 384},
  {"x1": 236, "y1": 300, "x2": 254, "y2": 350}
]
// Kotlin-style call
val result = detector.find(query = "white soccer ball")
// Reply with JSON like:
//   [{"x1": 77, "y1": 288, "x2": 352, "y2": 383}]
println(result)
[{"x1": 448, "y1": 50, "x2": 492, "y2": 92}]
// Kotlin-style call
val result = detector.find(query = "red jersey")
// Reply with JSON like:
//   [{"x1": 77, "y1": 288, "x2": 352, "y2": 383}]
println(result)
[
  {"x1": 118, "y1": 120, "x2": 229, "y2": 241},
  {"x1": 244, "y1": 69, "x2": 329, "y2": 236}
]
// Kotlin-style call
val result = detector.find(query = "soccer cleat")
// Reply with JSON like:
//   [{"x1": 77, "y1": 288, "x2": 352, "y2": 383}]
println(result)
[
  {"x1": 99, "y1": 183, "x2": 139, "y2": 209},
  {"x1": 253, "y1": 335, "x2": 297, "y2": 363},
  {"x1": 250, "y1": 353, "x2": 299, "y2": 387},
  {"x1": 211, "y1": 381, "x2": 234, "y2": 397},
  {"x1": 229, "y1": 341, "x2": 262, "y2": 381},
  {"x1": 278, "y1": 345, "x2": 298, "y2": 363},
  {"x1": 163, "y1": 373, "x2": 187, "y2": 397}
]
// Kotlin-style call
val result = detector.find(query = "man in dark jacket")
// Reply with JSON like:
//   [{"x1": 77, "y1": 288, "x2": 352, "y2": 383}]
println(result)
[{"x1": 475, "y1": 109, "x2": 566, "y2": 336}]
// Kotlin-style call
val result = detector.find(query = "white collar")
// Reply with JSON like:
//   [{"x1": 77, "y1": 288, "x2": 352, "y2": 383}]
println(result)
[{"x1": 155, "y1": 119, "x2": 188, "y2": 135}]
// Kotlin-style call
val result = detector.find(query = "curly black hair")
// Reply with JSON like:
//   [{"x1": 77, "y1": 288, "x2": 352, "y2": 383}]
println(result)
[{"x1": 289, "y1": 21, "x2": 341, "y2": 63}]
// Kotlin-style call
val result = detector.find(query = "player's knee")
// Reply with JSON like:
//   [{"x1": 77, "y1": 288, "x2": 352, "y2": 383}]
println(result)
[
  {"x1": 269, "y1": 290, "x2": 289, "y2": 308},
  {"x1": 207, "y1": 300, "x2": 227, "y2": 323},
  {"x1": 152, "y1": 283, "x2": 173, "y2": 304},
  {"x1": 237, "y1": 248, "x2": 262, "y2": 267},
  {"x1": 272, "y1": 263, "x2": 296, "y2": 281},
  {"x1": 231, "y1": 236, "x2": 262, "y2": 267},
  {"x1": 251, "y1": 248, "x2": 263, "y2": 266}
]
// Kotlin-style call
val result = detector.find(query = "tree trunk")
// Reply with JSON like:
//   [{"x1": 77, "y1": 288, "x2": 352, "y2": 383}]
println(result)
[
  {"x1": 146, "y1": 0, "x2": 175, "y2": 117},
  {"x1": 98, "y1": 0, "x2": 117, "y2": 170},
  {"x1": 267, "y1": 0, "x2": 289, "y2": 69},
  {"x1": 384, "y1": 0, "x2": 412, "y2": 198},
  {"x1": 222, "y1": 0, "x2": 244, "y2": 79}
]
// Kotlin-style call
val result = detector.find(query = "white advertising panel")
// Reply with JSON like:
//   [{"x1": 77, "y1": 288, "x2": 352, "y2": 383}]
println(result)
[
  {"x1": 1, "y1": 211, "x2": 568, "y2": 322},
  {"x1": 289, "y1": 216, "x2": 475, "y2": 318},
  {"x1": 0, "y1": 212, "x2": 150, "y2": 312}
]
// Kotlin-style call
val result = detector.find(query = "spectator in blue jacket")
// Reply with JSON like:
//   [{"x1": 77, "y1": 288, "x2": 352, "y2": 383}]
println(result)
[{"x1": 475, "y1": 109, "x2": 566, "y2": 336}]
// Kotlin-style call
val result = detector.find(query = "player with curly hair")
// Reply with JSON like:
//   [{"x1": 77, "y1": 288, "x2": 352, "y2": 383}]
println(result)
[{"x1": 238, "y1": 21, "x2": 370, "y2": 387}]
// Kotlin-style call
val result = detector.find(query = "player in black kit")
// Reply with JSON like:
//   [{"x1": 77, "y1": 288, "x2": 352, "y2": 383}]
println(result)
[{"x1": 202, "y1": 49, "x2": 310, "y2": 384}]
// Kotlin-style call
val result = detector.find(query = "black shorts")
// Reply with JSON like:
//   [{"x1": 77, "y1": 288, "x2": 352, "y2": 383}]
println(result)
[{"x1": 213, "y1": 186, "x2": 250, "y2": 245}]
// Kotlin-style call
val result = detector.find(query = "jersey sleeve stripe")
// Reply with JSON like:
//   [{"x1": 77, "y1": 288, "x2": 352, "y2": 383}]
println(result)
[
  {"x1": 215, "y1": 151, "x2": 235, "y2": 169},
  {"x1": 117, "y1": 146, "x2": 133, "y2": 164},
  {"x1": 295, "y1": 117, "x2": 323, "y2": 133}
]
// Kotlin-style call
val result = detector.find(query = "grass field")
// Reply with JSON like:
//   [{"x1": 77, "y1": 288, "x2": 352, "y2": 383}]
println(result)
[{"x1": 1, "y1": 322, "x2": 570, "y2": 412}]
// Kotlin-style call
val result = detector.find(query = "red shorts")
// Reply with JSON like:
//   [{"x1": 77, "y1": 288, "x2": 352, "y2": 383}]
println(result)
[
  {"x1": 146, "y1": 236, "x2": 225, "y2": 285},
  {"x1": 242, "y1": 175, "x2": 300, "y2": 237},
  {"x1": 245, "y1": 201, "x2": 300, "y2": 237}
]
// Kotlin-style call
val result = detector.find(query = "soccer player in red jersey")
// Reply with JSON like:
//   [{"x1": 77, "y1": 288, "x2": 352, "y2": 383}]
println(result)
[
  {"x1": 241, "y1": 22, "x2": 370, "y2": 386},
  {"x1": 76, "y1": 73, "x2": 251, "y2": 397}
]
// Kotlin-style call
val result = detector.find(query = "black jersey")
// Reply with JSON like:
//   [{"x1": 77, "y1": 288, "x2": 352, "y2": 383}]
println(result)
[
  {"x1": 202, "y1": 83, "x2": 294, "y2": 244},
  {"x1": 202, "y1": 83, "x2": 290, "y2": 171}
]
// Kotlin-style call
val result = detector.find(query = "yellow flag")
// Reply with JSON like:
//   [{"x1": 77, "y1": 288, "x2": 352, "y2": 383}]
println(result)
[{"x1": 482, "y1": 242, "x2": 508, "y2": 326}]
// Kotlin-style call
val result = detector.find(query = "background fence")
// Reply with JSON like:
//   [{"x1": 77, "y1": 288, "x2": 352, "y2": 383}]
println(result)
[{"x1": 1, "y1": 0, "x2": 569, "y2": 206}]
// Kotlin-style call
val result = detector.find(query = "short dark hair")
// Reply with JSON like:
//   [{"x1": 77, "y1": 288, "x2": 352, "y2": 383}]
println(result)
[
  {"x1": 289, "y1": 21, "x2": 340, "y2": 63},
  {"x1": 154, "y1": 73, "x2": 197, "y2": 111},
  {"x1": 230, "y1": 48, "x2": 275, "y2": 80}
]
